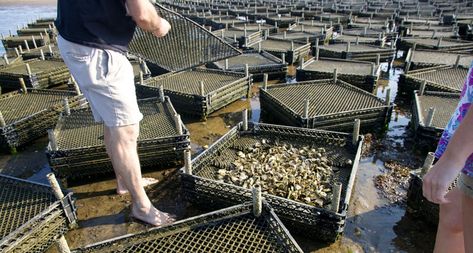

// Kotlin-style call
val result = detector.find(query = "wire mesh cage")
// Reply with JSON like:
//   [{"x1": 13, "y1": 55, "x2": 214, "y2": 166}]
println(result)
[
  {"x1": 72, "y1": 200, "x2": 303, "y2": 253},
  {"x1": 181, "y1": 122, "x2": 363, "y2": 242},
  {"x1": 412, "y1": 90, "x2": 459, "y2": 146},
  {"x1": 399, "y1": 65, "x2": 467, "y2": 95},
  {"x1": 0, "y1": 174, "x2": 77, "y2": 253},
  {"x1": 398, "y1": 37, "x2": 473, "y2": 52},
  {"x1": 128, "y1": 3, "x2": 241, "y2": 73},
  {"x1": 208, "y1": 50, "x2": 287, "y2": 80},
  {"x1": 248, "y1": 38, "x2": 310, "y2": 64},
  {"x1": 47, "y1": 97, "x2": 190, "y2": 185},
  {"x1": 136, "y1": 68, "x2": 251, "y2": 119},
  {"x1": 405, "y1": 49, "x2": 473, "y2": 71},
  {"x1": 297, "y1": 57, "x2": 379, "y2": 92},
  {"x1": 212, "y1": 28, "x2": 263, "y2": 48},
  {"x1": 260, "y1": 79, "x2": 392, "y2": 132},
  {"x1": 317, "y1": 42, "x2": 396, "y2": 62},
  {"x1": 0, "y1": 89, "x2": 82, "y2": 152},
  {"x1": 0, "y1": 58, "x2": 70, "y2": 90},
  {"x1": 331, "y1": 34, "x2": 385, "y2": 46}
]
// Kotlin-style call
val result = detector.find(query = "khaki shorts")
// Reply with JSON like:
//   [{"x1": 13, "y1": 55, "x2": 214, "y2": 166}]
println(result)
[
  {"x1": 57, "y1": 35, "x2": 143, "y2": 127},
  {"x1": 460, "y1": 173, "x2": 473, "y2": 198}
]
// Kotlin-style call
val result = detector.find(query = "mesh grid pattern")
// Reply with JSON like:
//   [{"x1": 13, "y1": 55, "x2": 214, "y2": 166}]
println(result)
[
  {"x1": 418, "y1": 93, "x2": 459, "y2": 128},
  {"x1": 265, "y1": 81, "x2": 384, "y2": 117},
  {"x1": 74, "y1": 203, "x2": 302, "y2": 253},
  {"x1": 0, "y1": 60, "x2": 65, "y2": 75},
  {"x1": 402, "y1": 38, "x2": 472, "y2": 47},
  {"x1": 143, "y1": 69, "x2": 244, "y2": 95},
  {"x1": 215, "y1": 53, "x2": 279, "y2": 67},
  {"x1": 56, "y1": 99, "x2": 180, "y2": 149},
  {"x1": 0, "y1": 90, "x2": 77, "y2": 125},
  {"x1": 303, "y1": 59, "x2": 373, "y2": 75},
  {"x1": 332, "y1": 35, "x2": 379, "y2": 43},
  {"x1": 411, "y1": 51, "x2": 473, "y2": 68},
  {"x1": 0, "y1": 175, "x2": 56, "y2": 239},
  {"x1": 409, "y1": 67, "x2": 467, "y2": 92},
  {"x1": 319, "y1": 43, "x2": 391, "y2": 53},
  {"x1": 260, "y1": 39, "x2": 303, "y2": 51},
  {"x1": 128, "y1": 3, "x2": 240, "y2": 72}
]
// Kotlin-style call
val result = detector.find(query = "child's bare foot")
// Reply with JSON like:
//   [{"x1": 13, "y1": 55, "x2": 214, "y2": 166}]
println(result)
[
  {"x1": 117, "y1": 177, "x2": 159, "y2": 195},
  {"x1": 131, "y1": 205, "x2": 174, "y2": 226}
]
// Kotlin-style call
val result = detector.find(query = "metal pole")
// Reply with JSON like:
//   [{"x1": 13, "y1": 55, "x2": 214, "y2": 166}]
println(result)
[
  {"x1": 252, "y1": 185, "x2": 262, "y2": 217},
  {"x1": 63, "y1": 98, "x2": 70, "y2": 116},
  {"x1": 48, "y1": 129, "x2": 58, "y2": 151},
  {"x1": 139, "y1": 71, "x2": 144, "y2": 85},
  {"x1": 385, "y1": 88, "x2": 391, "y2": 105},
  {"x1": 184, "y1": 149, "x2": 192, "y2": 175},
  {"x1": 31, "y1": 35, "x2": 37, "y2": 48},
  {"x1": 419, "y1": 81, "x2": 426, "y2": 96},
  {"x1": 245, "y1": 64, "x2": 249, "y2": 77},
  {"x1": 71, "y1": 76, "x2": 81, "y2": 95},
  {"x1": 3, "y1": 55, "x2": 9, "y2": 65},
  {"x1": 346, "y1": 41, "x2": 351, "y2": 52},
  {"x1": 159, "y1": 85, "x2": 165, "y2": 102},
  {"x1": 421, "y1": 152, "x2": 435, "y2": 175},
  {"x1": 25, "y1": 63, "x2": 32, "y2": 76},
  {"x1": 455, "y1": 55, "x2": 461, "y2": 68},
  {"x1": 0, "y1": 111, "x2": 6, "y2": 127},
  {"x1": 263, "y1": 74, "x2": 268, "y2": 91},
  {"x1": 425, "y1": 107, "x2": 435, "y2": 127},
  {"x1": 224, "y1": 59, "x2": 229, "y2": 70},
  {"x1": 333, "y1": 68, "x2": 338, "y2": 83},
  {"x1": 353, "y1": 119, "x2": 360, "y2": 145},
  {"x1": 281, "y1": 53, "x2": 286, "y2": 64},
  {"x1": 40, "y1": 49, "x2": 45, "y2": 60},
  {"x1": 242, "y1": 109, "x2": 248, "y2": 131},
  {"x1": 19, "y1": 78, "x2": 27, "y2": 93},
  {"x1": 174, "y1": 114, "x2": 183, "y2": 135},
  {"x1": 331, "y1": 182, "x2": 342, "y2": 213},
  {"x1": 303, "y1": 99, "x2": 309, "y2": 119}
]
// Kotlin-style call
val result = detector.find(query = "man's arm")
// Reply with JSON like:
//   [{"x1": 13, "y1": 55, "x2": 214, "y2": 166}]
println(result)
[{"x1": 126, "y1": 0, "x2": 170, "y2": 37}]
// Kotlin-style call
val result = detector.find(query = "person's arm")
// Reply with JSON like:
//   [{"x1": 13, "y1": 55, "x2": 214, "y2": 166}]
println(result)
[
  {"x1": 126, "y1": 0, "x2": 170, "y2": 37},
  {"x1": 423, "y1": 105, "x2": 473, "y2": 204}
]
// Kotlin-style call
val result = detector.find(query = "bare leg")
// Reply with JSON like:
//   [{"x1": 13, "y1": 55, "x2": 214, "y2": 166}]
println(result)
[
  {"x1": 104, "y1": 124, "x2": 172, "y2": 226},
  {"x1": 463, "y1": 191, "x2": 473, "y2": 252},
  {"x1": 434, "y1": 188, "x2": 465, "y2": 253},
  {"x1": 104, "y1": 127, "x2": 159, "y2": 195}
]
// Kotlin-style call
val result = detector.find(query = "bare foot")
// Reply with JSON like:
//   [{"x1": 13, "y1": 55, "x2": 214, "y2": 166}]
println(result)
[
  {"x1": 131, "y1": 205, "x2": 174, "y2": 226},
  {"x1": 117, "y1": 177, "x2": 159, "y2": 195}
]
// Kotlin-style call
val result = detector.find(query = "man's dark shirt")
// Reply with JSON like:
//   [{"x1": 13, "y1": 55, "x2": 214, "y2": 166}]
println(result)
[{"x1": 55, "y1": 0, "x2": 136, "y2": 53}]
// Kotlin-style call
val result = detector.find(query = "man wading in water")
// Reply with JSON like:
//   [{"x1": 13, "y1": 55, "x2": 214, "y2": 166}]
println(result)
[{"x1": 55, "y1": 0, "x2": 172, "y2": 226}]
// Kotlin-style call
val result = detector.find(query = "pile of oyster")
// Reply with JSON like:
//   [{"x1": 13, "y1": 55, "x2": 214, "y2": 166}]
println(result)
[{"x1": 214, "y1": 139, "x2": 335, "y2": 207}]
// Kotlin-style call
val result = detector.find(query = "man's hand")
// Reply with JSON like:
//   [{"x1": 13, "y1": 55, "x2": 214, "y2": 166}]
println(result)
[
  {"x1": 152, "y1": 18, "x2": 171, "y2": 37},
  {"x1": 126, "y1": 0, "x2": 170, "y2": 36}
]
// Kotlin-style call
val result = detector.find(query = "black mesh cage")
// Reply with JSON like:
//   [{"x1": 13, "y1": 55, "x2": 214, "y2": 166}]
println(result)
[{"x1": 128, "y1": 3, "x2": 241, "y2": 72}]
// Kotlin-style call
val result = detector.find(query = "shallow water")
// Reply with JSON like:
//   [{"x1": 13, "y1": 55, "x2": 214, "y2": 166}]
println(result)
[{"x1": 0, "y1": 3, "x2": 438, "y2": 253}]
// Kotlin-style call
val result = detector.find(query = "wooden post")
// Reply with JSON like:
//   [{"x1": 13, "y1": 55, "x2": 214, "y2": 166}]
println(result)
[
  {"x1": 315, "y1": 46, "x2": 320, "y2": 61},
  {"x1": 63, "y1": 98, "x2": 70, "y2": 115},
  {"x1": 0, "y1": 111, "x2": 6, "y2": 127},
  {"x1": 299, "y1": 57, "x2": 305, "y2": 68},
  {"x1": 333, "y1": 68, "x2": 338, "y2": 83},
  {"x1": 184, "y1": 149, "x2": 192, "y2": 174},
  {"x1": 224, "y1": 59, "x2": 229, "y2": 70},
  {"x1": 353, "y1": 119, "x2": 360, "y2": 145},
  {"x1": 331, "y1": 182, "x2": 342, "y2": 213},
  {"x1": 252, "y1": 185, "x2": 262, "y2": 217},
  {"x1": 437, "y1": 37, "x2": 442, "y2": 48},
  {"x1": 14, "y1": 47, "x2": 20, "y2": 57},
  {"x1": 174, "y1": 114, "x2": 183, "y2": 135},
  {"x1": 48, "y1": 129, "x2": 58, "y2": 151},
  {"x1": 46, "y1": 173, "x2": 71, "y2": 253},
  {"x1": 242, "y1": 109, "x2": 248, "y2": 131},
  {"x1": 139, "y1": 71, "x2": 144, "y2": 85},
  {"x1": 19, "y1": 78, "x2": 27, "y2": 93},
  {"x1": 48, "y1": 44, "x2": 53, "y2": 54},
  {"x1": 346, "y1": 41, "x2": 351, "y2": 52},
  {"x1": 282, "y1": 53, "x2": 286, "y2": 64},
  {"x1": 421, "y1": 152, "x2": 435, "y2": 175},
  {"x1": 425, "y1": 107, "x2": 435, "y2": 127},
  {"x1": 245, "y1": 64, "x2": 249, "y2": 77},
  {"x1": 263, "y1": 74, "x2": 268, "y2": 91},
  {"x1": 291, "y1": 41, "x2": 294, "y2": 51},
  {"x1": 376, "y1": 54, "x2": 381, "y2": 66}
]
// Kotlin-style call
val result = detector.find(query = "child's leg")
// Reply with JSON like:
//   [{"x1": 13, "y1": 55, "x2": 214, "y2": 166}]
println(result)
[
  {"x1": 460, "y1": 174, "x2": 473, "y2": 252},
  {"x1": 435, "y1": 188, "x2": 465, "y2": 253}
]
